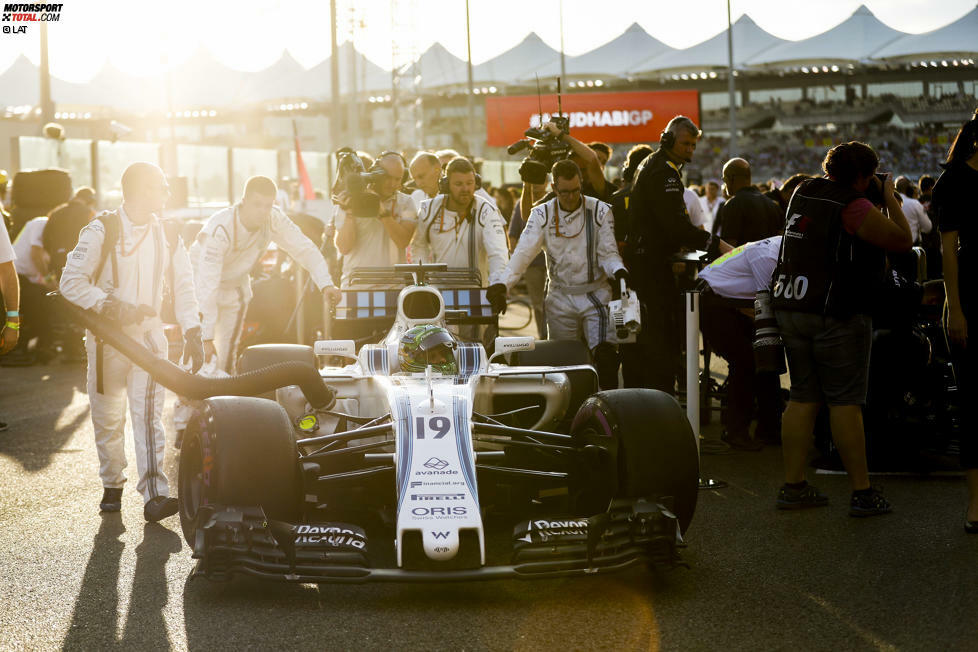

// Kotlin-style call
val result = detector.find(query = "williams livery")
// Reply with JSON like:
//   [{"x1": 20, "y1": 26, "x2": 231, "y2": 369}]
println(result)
[{"x1": 178, "y1": 264, "x2": 700, "y2": 582}]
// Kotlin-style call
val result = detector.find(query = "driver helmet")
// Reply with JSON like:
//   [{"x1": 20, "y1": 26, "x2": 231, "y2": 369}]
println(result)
[{"x1": 399, "y1": 325, "x2": 458, "y2": 375}]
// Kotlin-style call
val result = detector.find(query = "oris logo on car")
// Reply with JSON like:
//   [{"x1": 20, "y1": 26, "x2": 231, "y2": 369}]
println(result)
[{"x1": 411, "y1": 506, "x2": 467, "y2": 517}]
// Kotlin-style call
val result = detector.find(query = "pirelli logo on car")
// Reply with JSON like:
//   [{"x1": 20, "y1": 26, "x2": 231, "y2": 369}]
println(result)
[{"x1": 410, "y1": 493, "x2": 466, "y2": 502}]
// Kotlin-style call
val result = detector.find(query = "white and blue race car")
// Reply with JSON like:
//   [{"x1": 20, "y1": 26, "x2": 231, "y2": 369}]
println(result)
[{"x1": 177, "y1": 264, "x2": 700, "y2": 582}]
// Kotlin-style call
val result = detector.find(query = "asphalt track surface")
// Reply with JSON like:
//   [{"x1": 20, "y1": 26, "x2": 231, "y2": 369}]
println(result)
[{"x1": 1, "y1": 359, "x2": 976, "y2": 651}]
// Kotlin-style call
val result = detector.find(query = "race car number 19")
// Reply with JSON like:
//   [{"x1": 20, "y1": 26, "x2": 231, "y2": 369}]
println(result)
[{"x1": 416, "y1": 416, "x2": 451, "y2": 439}]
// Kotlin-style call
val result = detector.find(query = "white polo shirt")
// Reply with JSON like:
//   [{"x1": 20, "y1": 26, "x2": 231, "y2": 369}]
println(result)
[{"x1": 698, "y1": 236, "x2": 782, "y2": 301}]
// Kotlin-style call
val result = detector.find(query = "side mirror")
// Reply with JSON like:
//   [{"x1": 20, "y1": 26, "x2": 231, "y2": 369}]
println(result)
[
  {"x1": 314, "y1": 339, "x2": 357, "y2": 360},
  {"x1": 489, "y1": 336, "x2": 535, "y2": 363}
]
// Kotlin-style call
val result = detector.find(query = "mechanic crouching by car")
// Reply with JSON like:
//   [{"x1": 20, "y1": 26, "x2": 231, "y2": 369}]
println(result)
[
  {"x1": 697, "y1": 236, "x2": 785, "y2": 451},
  {"x1": 772, "y1": 142, "x2": 912, "y2": 516},
  {"x1": 189, "y1": 175, "x2": 340, "y2": 374},
  {"x1": 489, "y1": 159, "x2": 626, "y2": 390},
  {"x1": 625, "y1": 115, "x2": 732, "y2": 393},
  {"x1": 60, "y1": 162, "x2": 205, "y2": 522},
  {"x1": 411, "y1": 156, "x2": 509, "y2": 290}
]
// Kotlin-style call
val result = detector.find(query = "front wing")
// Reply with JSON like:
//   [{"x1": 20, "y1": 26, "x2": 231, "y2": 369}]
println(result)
[{"x1": 188, "y1": 498, "x2": 685, "y2": 583}]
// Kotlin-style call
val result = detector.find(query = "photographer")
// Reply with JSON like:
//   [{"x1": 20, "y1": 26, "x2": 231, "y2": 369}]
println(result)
[
  {"x1": 334, "y1": 151, "x2": 417, "y2": 287},
  {"x1": 773, "y1": 142, "x2": 911, "y2": 516},
  {"x1": 411, "y1": 157, "x2": 509, "y2": 288},
  {"x1": 625, "y1": 115, "x2": 731, "y2": 392},
  {"x1": 491, "y1": 159, "x2": 625, "y2": 390}
]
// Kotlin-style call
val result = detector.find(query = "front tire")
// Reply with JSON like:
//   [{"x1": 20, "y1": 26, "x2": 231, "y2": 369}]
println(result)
[
  {"x1": 178, "y1": 396, "x2": 301, "y2": 547},
  {"x1": 571, "y1": 389, "x2": 699, "y2": 533}
]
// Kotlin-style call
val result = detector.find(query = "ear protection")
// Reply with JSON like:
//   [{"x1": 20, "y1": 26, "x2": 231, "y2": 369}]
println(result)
[
  {"x1": 660, "y1": 129, "x2": 675, "y2": 150},
  {"x1": 438, "y1": 170, "x2": 482, "y2": 195}
]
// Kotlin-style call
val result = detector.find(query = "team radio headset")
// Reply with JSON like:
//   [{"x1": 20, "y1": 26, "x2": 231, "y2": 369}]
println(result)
[{"x1": 432, "y1": 169, "x2": 482, "y2": 240}]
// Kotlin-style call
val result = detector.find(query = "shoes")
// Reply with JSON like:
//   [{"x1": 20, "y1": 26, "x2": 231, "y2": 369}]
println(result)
[
  {"x1": 965, "y1": 520, "x2": 978, "y2": 534},
  {"x1": 776, "y1": 482, "x2": 829, "y2": 510},
  {"x1": 722, "y1": 431, "x2": 763, "y2": 451},
  {"x1": 100, "y1": 487, "x2": 123, "y2": 512},
  {"x1": 849, "y1": 487, "x2": 892, "y2": 517},
  {"x1": 144, "y1": 496, "x2": 178, "y2": 522}
]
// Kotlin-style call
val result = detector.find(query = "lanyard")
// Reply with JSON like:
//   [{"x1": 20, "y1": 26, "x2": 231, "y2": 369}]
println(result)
[
  {"x1": 435, "y1": 197, "x2": 473, "y2": 239},
  {"x1": 552, "y1": 198, "x2": 585, "y2": 238}
]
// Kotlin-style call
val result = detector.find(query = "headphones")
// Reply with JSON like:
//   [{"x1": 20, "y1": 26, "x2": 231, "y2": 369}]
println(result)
[
  {"x1": 660, "y1": 129, "x2": 675, "y2": 150},
  {"x1": 438, "y1": 170, "x2": 482, "y2": 195}
]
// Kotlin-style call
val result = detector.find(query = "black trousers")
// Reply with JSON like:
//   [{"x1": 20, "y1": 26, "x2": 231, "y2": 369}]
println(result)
[
  {"x1": 700, "y1": 292, "x2": 782, "y2": 438},
  {"x1": 631, "y1": 271, "x2": 682, "y2": 393},
  {"x1": 948, "y1": 304, "x2": 977, "y2": 469}
]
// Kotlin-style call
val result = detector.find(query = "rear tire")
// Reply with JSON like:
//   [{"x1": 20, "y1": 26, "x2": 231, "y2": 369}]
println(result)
[
  {"x1": 571, "y1": 389, "x2": 699, "y2": 533},
  {"x1": 178, "y1": 397, "x2": 301, "y2": 547}
]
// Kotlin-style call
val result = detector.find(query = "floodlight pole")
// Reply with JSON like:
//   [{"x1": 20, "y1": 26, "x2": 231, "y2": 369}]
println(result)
[
  {"x1": 465, "y1": 0, "x2": 476, "y2": 156},
  {"x1": 329, "y1": 0, "x2": 340, "y2": 185},
  {"x1": 39, "y1": 22, "x2": 53, "y2": 125},
  {"x1": 726, "y1": 0, "x2": 737, "y2": 156}
]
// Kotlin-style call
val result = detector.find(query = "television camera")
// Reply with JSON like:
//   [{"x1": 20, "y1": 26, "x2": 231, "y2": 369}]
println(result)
[
  {"x1": 507, "y1": 79, "x2": 573, "y2": 184},
  {"x1": 331, "y1": 149, "x2": 389, "y2": 217}
]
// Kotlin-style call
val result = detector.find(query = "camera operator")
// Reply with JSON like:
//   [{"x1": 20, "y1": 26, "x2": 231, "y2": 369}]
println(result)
[
  {"x1": 772, "y1": 141, "x2": 911, "y2": 516},
  {"x1": 334, "y1": 151, "x2": 417, "y2": 287},
  {"x1": 625, "y1": 115, "x2": 732, "y2": 392},
  {"x1": 490, "y1": 159, "x2": 626, "y2": 390},
  {"x1": 411, "y1": 156, "x2": 509, "y2": 288}
]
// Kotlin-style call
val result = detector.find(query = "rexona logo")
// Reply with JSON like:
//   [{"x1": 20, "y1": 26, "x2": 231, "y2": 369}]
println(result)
[
  {"x1": 294, "y1": 524, "x2": 367, "y2": 549},
  {"x1": 411, "y1": 506, "x2": 467, "y2": 517}
]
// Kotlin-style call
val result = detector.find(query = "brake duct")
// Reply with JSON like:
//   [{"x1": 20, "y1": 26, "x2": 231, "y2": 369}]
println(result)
[{"x1": 59, "y1": 296, "x2": 336, "y2": 409}]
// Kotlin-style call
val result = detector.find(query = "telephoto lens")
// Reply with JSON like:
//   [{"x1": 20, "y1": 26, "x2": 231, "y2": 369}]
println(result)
[{"x1": 753, "y1": 289, "x2": 787, "y2": 375}]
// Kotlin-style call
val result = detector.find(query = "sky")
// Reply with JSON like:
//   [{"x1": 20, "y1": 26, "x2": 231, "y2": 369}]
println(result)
[{"x1": 0, "y1": 0, "x2": 973, "y2": 82}]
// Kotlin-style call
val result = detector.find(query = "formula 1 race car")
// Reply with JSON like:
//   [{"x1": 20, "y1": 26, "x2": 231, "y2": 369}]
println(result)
[{"x1": 177, "y1": 264, "x2": 700, "y2": 583}]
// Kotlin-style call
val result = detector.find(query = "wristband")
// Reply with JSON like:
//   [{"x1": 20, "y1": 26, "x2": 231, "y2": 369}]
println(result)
[
  {"x1": 5, "y1": 320, "x2": 20, "y2": 330},
  {"x1": 6, "y1": 310, "x2": 18, "y2": 317}
]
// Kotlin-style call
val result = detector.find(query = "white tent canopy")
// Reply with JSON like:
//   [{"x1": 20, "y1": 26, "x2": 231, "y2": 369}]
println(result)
[
  {"x1": 748, "y1": 5, "x2": 906, "y2": 67},
  {"x1": 631, "y1": 15, "x2": 786, "y2": 74},
  {"x1": 415, "y1": 42, "x2": 467, "y2": 90},
  {"x1": 474, "y1": 33, "x2": 561, "y2": 84},
  {"x1": 527, "y1": 22, "x2": 674, "y2": 80},
  {"x1": 872, "y1": 5, "x2": 978, "y2": 61}
]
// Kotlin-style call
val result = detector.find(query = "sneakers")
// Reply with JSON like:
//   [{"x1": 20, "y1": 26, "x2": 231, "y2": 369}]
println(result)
[
  {"x1": 722, "y1": 431, "x2": 764, "y2": 452},
  {"x1": 849, "y1": 488, "x2": 892, "y2": 517},
  {"x1": 99, "y1": 487, "x2": 123, "y2": 512},
  {"x1": 143, "y1": 496, "x2": 178, "y2": 522},
  {"x1": 776, "y1": 482, "x2": 829, "y2": 510}
]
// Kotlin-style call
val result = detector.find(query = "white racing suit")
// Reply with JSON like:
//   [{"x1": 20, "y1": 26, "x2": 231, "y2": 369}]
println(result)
[
  {"x1": 189, "y1": 204, "x2": 335, "y2": 373},
  {"x1": 501, "y1": 196, "x2": 624, "y2": 387},
  {"x1": 411, "y1": 194, "x2": 510, "y2": 286},
  {"x1": 60, "y1": 208, "x2": 200, "y2": 504},
  {"x1": 412, "y1": 194, "x2": 509, "y2": 342}
]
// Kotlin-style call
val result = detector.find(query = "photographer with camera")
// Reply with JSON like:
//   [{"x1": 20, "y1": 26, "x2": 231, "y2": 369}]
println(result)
[
  {"x1": 772, "y1": 142, "x2": 911, "y2": 516},
  {"x1": 334, "y1": 151, "x2": 417, "y2": 287},
  {"x1": 411, "y1": 157, "x2": 509, "y2": 289},
  {"x1": 626, "y1": 115, "x2": 732, "y2": 393},
  {"x1": 490, "y1": 159, "x2": 626, "y2": 390}
]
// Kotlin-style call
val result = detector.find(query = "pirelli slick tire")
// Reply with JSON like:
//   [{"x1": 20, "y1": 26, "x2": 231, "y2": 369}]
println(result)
[
  {"x1": 178, "y1": 397, "x2": 301, "y2": 547},
  {"x1": 571, "y1": 389, "x2": 699, "y2": 534},
  {"x1": 238, "y1": 344, "x2": 318, "y2": 399}
]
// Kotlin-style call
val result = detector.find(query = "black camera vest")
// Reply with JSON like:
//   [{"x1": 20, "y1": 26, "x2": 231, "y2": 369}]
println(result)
[{"x1": 772, "y1": 178, "x2": 884, "y2": 318}]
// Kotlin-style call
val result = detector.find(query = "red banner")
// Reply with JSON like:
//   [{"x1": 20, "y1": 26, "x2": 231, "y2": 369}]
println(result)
[{"x1": 485, "y1": 90, "x2": 699, "y2": 147}]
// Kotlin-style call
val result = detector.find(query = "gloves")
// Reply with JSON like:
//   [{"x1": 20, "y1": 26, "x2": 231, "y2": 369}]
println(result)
[
  {"x1": 182, "y1": 326, "x2": 204, "y2": 374},
  {"x1": 701, "y1": 234, "x2": 723, "y2": 264},
  {"x1": 100, "y1": 295, "x2": 156, "y2": 326},
  {"x1": 486, "y1": 283, "x2": 508, "y2": 315}
]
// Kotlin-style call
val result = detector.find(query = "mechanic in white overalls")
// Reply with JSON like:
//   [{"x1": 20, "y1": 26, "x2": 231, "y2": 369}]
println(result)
[
  {"x1": 411, "y1": 156, "x2": 509, "y2": 288},
  {"x1": 190, "y1": 175, "x2": 340, "y2": 374},
  {"x1": 60, "y1": 162, "x2": 204, "y2": 521},
  {"x1": 490, "y1": 159, "x2": 628, "y2": 390}
]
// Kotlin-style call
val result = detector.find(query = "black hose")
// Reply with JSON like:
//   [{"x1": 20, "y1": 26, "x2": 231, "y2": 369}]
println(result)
[{"x1": 58, "y1": 296, "x2": 336, "y2": 409}]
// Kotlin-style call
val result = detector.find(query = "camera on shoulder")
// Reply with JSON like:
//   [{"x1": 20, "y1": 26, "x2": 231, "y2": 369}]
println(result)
[
  {"x1": 507, "y1": 115, "x2": 572, "y2": 185},
  {"x1": 331, "y1": 149, "x2": 388, "y2": 217}
]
